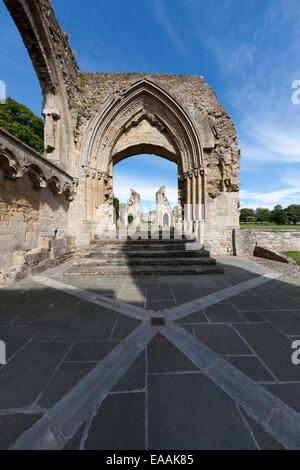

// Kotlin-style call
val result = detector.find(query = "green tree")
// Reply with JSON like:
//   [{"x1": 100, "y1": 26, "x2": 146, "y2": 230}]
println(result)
[
  {"x1": 113, "y1": 197, "x2": 120, "y2": 222},
  {"x1": 271, "y1": 205, "x2": 288, "y2": 225},
  {"x1": 255, "y1": 207, "x2": 271, "y2": 223},
  {"x1": 285, "y1": 205, "x2": 300, "y2": 225},
  {"x1": 240, "y1": 208, "x2": 256, "y2": 223},
  {"x1": 0, "y1": 97, "x2": 44, "y2": 152}
]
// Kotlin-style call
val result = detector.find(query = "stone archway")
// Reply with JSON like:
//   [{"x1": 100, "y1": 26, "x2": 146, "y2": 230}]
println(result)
[{"x1": 81, "y1": 78, "x2": 207, "y2": 232}]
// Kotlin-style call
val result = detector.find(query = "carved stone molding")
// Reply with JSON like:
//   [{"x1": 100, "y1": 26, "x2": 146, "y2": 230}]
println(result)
[
  {"x1": 81, "y1": 78, "x2": 203, "y2": 174},
  {"x1": 0, "y1": 128, "x2": 77, "y2": 200}
]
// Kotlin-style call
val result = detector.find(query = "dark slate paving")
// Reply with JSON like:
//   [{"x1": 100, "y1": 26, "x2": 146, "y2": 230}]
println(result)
[
  {"x1": 148, "y1": 374, "x2": 257, "y2": 450},
  {"x1": 112, "y1": 351, "x2": 145, "y2": 392},
  {"x1": 0, "y1": 325, "x2": 41, "y2": 360},
  {"x1": 65, "y1": 341, "x2": 119, "y2": 362},
  {"x1": 0, "y1": 413, "x2": 43, "y2": 450},
  {"x1": 147, "y1": 287, "x2": 173, "y2": 301},
  {"x1": 110, "y1": 317, "x2": 141, "y2": 341},
  {"x1": 56, "y1": 310, "x2": 117, "y2": 341},
  {"x1": 264, "y1": 383, "x2": 300, "y2": 415},
  {"x1": 204, "y1": 301, "x2": 247, "y2": 323},
  {"x1": 178, "y1": 324, "x2": 195, "y2": 335},
  {"x1": 175, "y1": 311, "x2": 207, "y2": 324},
  {"x1": 63, "y1": 424, "x2": 85, "y2": 450},
  {"x1": 28, "y1": 295, "x2": 85, "y2": 328},
  {"x1": 0, "y1": 341, "x2": 71, "y2": 410},
  {"x1": 194, "y1": 288, "x2": 219, "y2": 297},
  {"x1": 258, "y1": 310, "x2": 300, "y2": 335},
  {"x1": 228, "y1": 294, "x2": 275, "y2": 311},
  {"x1": 239, "y1": 408, "x2": 285, "y2": 450},
  {"x1": 84, "y1": 392, "x2": 146, "y2": 450},
  {"x1": 135, "y1": 277, "x2": 158, "y2": 288},
  {"x1": 227, "y1": 356, "x2": 274, "y2": 382},
  {"x1": 172, "y1": 284, "x2": 199, "y2": 304},
  {"x1": 221, "y1": 264, "x2": 260, "y2": 281},
  {"x1": 192, "y1": 325, "x2": 251, "y2": 356},
  {"x1": 234, "y1": 323, "x2": 300, "y2": 382},
  {"x1": 38, "y1": 362, "x2": 95, "y2": 409},
  {"x1": 241, "y1": 311, "x2": 267, "y2": 323},
  {"x1": 86, "y1": 286, "x2": 120, "y2": 298},
  {"x1": 117, "y1": 288, "x2": 145, "y2": 307},
  {"x1": 148, "y1": 334, "x2": 200, "y2": 374},
  {"x1": 146, "y1": 300, "x2": 176, "y2": 311},
  {"x1": 265, "y1": 293, "x2": 300, "y2": 311}
]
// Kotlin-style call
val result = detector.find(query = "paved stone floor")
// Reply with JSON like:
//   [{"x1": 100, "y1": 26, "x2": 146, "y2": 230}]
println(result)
[{"x1": 0, "y1": 256, "x2": 300, "y2": 449}]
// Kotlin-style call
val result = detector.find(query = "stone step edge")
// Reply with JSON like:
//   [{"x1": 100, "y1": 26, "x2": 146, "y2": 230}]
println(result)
[
  {"x1": 64, "y1": 265, "x2": 223, "y2": 276},
  {"x1": 74, "y1": 256, "x2": 216, "y2": 265}
]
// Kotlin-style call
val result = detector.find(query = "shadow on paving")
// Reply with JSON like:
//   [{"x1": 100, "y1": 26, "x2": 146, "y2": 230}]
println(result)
[
  {"x1": 0, "y1": 249, "x2": 300, "y2": 449},
  {"x1": 0, "y1": 280, "x2": 140, "y2": 450}
]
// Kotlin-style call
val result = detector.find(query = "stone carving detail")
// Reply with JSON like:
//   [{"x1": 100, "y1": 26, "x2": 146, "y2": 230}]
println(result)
[
  {"x1": 0, "y1": 130, "x2": 77, "y2": 200},
  {"x1": 81, "y1": 78, "x2": 203, "y2": 175}
]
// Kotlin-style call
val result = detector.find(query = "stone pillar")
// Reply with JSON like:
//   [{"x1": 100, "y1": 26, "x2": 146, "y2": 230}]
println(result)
[
  {"x1": 186, "y1": 172, "x2": 192, "y2": 222},
  {"x1": 42, "y1": 92, "x2": 61, "y2": 162},
  {"x1": 192, "y1": 170, "x2": 197, "y2": 221},
  {"x1": 85, "y1": 169, "x2": 93, "y2": 223}
]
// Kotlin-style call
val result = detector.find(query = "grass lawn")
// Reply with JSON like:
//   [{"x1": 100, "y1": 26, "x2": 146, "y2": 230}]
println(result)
[
  {"x1": 240, "y1": 223, "x2": 300, "y2": 230},
  {"x1": 282, "y1": 252, "x2": 300, "y2": 265}
]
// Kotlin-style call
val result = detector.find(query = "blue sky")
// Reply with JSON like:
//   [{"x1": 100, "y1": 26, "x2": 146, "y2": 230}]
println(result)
[{"x1": 1, "y1": 0, "x2": 300, "y2": 210}]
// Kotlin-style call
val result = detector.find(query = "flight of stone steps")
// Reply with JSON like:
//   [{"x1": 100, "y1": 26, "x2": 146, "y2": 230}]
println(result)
[{"x1": 65, "y1": 235, "x2": 224, "y2": 276}]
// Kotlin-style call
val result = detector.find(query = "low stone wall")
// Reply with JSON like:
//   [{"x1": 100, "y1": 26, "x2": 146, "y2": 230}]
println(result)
[{"x1": 234, "y1": 229, "x2": 300, "y2": 257}]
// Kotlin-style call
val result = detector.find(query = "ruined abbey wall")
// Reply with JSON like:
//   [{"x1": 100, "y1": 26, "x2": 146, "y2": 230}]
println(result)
[
  {"x1": 0, "y1": 167, "x2": 74, "y2": 285},
  {"x1": 0, "y1": 0, "x2": 242, "y2": 285},
  {"x1": 67, "y1": 73, "x2": 240, "y2": 254}
]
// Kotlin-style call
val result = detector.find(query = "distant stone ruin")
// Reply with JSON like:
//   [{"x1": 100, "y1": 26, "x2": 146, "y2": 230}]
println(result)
[{"x1": 155, "y1": 187, "x2": 174, "y2": 227}]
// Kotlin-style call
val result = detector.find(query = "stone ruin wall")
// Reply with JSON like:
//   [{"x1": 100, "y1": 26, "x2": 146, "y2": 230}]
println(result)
[
  {"x1": 69, "y1": 73, "x2": 240, "y2": 254},
  {"x1": 0, "y1": 167, "x2": 74, "y2": 285},
  {"x1": 234, "y1": 229, "x2": 300, "y2": 257}
]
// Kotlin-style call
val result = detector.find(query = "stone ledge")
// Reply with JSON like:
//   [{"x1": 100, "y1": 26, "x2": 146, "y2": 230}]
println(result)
[
  {"x1": 0, "y1": 128, "x2": 77, "y2": 200},
  {"x1": 254, "y1": 245, "x2": 297, "y2": 265}
]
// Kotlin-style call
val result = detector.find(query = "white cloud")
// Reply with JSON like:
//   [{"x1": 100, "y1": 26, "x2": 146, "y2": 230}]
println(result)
[{"x1": 151, "y1": 0, "x2": 192, "y2": 59}]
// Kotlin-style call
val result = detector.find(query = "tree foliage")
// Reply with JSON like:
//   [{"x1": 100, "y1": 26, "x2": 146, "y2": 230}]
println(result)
[
  {"x1": 239, "y1": 208, "x2": 255, "y2": 223},
  {"x1": 270, "y1": 205, "x2": 288, "y2": 225},
  {"x1": 240, "y1": 205, "x2": 300, "y2": 225},
  {"x1": 0, "y1": 97, "x2": 44, "y2": 152},
  {"x1": 255, "y1": 207, "x2": 271, "y2": 223},
  {"x1": 113, "y1": 197, "x2": 120, "y2": 221},
  {"x1": 285, "y1": 205, "x2": 300, "y2": 224}
]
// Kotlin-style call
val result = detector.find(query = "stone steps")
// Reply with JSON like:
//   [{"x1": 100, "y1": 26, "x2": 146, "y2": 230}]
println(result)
[
  {"x1": 65, "y1": 264, "x2": 223, "y2": 276},
  {"x1": 81, "y1": 250, "x2": 210, "y2": 259},
  {"x1": 90, "y1": 239, "x2": 194, "y2": 246},
  {"x1": 74, "y1": 256, "x2": 215, "y2": 266},
  {"x1": 65, "y1": 237, "x2": 224, "y2": 276}
]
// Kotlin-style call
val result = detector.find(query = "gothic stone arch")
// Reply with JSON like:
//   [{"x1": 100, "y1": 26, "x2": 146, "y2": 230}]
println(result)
[{"x1": 81, "y1": 78, "x2": 210, "y2": 230}]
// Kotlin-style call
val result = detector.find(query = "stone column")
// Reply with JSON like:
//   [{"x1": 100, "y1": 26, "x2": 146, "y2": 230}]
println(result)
[
  {"x1": 42, "y1": 92, "x2": 61, "y2": 162},
  {"x1": 192, "y1": 170, "x2": 197, "y2": 221},
  {"x1": 186, "y1": 172, "x2": 192, "y2": 222}
]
